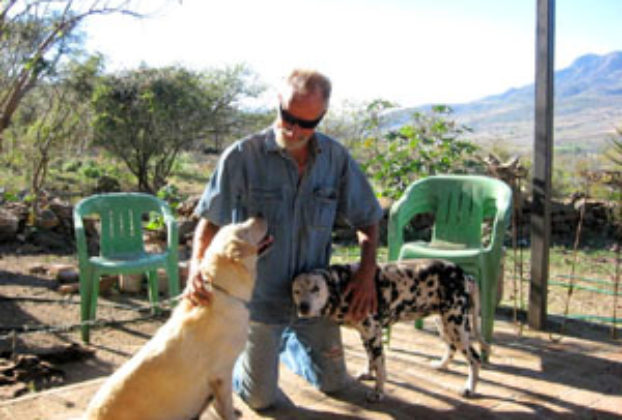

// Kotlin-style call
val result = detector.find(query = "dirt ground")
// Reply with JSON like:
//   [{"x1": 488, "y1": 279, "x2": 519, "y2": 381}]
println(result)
[
  {"x1": 0, "y1": 247, "x2": 620, "y2": 414},
  {"x1": 0, "y1": 250, "x2": 172, "y2": 401}
]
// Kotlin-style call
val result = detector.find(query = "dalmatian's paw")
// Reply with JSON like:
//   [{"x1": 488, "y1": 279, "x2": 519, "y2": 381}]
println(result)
[
  {"x1": 430, "y1": 360, "x2": 449, "y2": 370},
  {"x1": 461, "y1": 387, "x2": 475, "y2": 398},
  {"x1": 365, "y1": 389, "x2": 384, "y2": 403},
  {"x1": 356, "y1": 371, "x2": 375, "y2": 381}
]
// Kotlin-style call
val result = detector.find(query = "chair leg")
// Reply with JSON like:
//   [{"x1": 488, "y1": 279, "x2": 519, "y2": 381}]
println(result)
[
  {"x1": 88, "y1": 271, "x2": 101, "y2": 339},
  {"x1": 479, "y1": 273, "x2": 497, "y2": 363},
  {"x1": 147, "y1": 269, "x2": 160, "y2": 315},
  {"x1": 166, "y1": 261, "x2": 180, "y2": 304},
  {"x1": 79, "y1": 266, "x2": 94, "y2": 344}
]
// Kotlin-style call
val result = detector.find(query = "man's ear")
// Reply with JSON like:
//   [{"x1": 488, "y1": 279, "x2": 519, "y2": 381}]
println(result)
[{"x1": 224, "y1": 238, "x2": 257, "y2": 260}]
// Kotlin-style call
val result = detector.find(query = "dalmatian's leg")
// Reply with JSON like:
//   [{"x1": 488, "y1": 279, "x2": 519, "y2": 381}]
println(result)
[
  {"x1": 459, "y1": 334, "x2": 482, "y2": 398},
  {"x1": 353, "y1": 322, "x2": 375, "y2": 381},
  {"x1": 357, "y1": 322, "x2": 386, "y2": 402},
  {"x1": 430, "y1": 316, "x2": 455, "y2": 370},
  {"x1": 451, "y1": 311, "x2": 482, "y2": 397}
]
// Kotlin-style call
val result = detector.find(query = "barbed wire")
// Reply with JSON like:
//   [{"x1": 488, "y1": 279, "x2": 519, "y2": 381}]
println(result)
[{"x1": 0, "y1": 294, "x2": 183, "y2": 341}]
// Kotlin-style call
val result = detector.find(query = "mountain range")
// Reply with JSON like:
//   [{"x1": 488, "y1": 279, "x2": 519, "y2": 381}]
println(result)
[{"x1": 387, "y1": 51, "x2": 622, "y2": 154}]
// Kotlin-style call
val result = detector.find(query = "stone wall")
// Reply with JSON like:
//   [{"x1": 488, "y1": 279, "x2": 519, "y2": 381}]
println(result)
[{"x1": 0, "y1": 194, "x2": 619, "y2": 254}]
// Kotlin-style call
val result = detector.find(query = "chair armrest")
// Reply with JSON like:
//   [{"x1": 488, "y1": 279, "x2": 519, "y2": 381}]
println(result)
[
  {"x1": 387, "y1": 182, "x2": 435, "y2": 261},
  {"x1": 484, "y1": 186, "x2": 513, "y2": 253},
  {"x1": 160, "y1": 202, "x2": 179, "y2": 251},
  {"x1": 73, "y1": 211, "x2": 90, "y2": 265}
]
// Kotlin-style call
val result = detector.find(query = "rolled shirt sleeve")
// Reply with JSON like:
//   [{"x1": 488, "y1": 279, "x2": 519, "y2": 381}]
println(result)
[{"x1": 194, "y1": 142, "x2": 247, "y2": 226}]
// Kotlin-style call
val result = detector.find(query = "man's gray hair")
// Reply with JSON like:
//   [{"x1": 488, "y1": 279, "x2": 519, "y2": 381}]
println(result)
[{"x1": 285, "y1": 69, "x2": 332, "y2": 104}]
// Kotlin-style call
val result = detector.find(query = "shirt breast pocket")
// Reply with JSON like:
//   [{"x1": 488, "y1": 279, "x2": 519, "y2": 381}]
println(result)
[
  {"x1": 311, "y1": 187, "x2": 338, "y2": 230},
  {"x1": 249, "y1": 187, "x2": 283, "y2": 226}
]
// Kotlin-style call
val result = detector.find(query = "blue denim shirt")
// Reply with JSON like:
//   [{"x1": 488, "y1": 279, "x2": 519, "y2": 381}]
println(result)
[{"x1": 195, "y1": 127, "x2": 382, "y2": 323}]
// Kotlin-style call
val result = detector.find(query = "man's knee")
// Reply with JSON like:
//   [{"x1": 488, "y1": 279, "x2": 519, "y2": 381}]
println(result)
[
  {"x1": 318, "y1": 344, "x2": 348, "y2": 393},
  {"x1": 237, "y1": 385, "x2": 277, "y2": 411}
]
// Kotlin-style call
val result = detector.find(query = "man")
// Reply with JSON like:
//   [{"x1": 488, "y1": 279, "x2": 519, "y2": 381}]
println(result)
[{"x1": 186, "y1": 69, "x2": 382, "y2": 410}]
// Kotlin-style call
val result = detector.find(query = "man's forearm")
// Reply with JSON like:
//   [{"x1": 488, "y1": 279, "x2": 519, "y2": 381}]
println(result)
[
  {"x1": 356, "y1": 223, "x2": 379, "y2": 275},
  {"x1": 190, "y1": 218, "x2": 219, "y2": 272}
]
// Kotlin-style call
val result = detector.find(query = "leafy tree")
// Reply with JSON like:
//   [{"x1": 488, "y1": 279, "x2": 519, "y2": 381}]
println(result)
[
  {"x1": 5, "y1": 54, "x2": 103, "y2": 210},
  {"x1": 198, "y1": 64, "x2": 265, "y2": 151},
  {"x1": 0, "y1": 0, "x2": 160, "y2": 151},
  {"x1": 361, "y1": 105, "x2": 481, "y2": 199},
  {"x1": 605, "y1": 126, "x2": 622, "y2": 168},
  {"x1": 92, "y1": 65, "x2": 264, "y2": 192},
  {"x1": 322, "y1": 98, "x2": 398, "y2": 154}
]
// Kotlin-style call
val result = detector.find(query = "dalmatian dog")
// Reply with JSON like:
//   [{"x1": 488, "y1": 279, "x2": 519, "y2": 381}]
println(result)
[{"x1": 292, "y1": 259, "x2": 490, "y2": 402}]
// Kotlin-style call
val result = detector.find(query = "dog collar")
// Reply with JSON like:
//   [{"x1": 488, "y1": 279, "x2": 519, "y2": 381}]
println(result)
[{"x1": 211, "y1": 282, "x2": 250, "y2": 308}]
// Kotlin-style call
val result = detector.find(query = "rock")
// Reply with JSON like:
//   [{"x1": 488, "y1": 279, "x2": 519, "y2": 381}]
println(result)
[
  {"x1": 93, "y1": 175, "x2": 121, "y2": 193},
  {"x1": 48, "y1": 197, "x2": 73, "y2": 220},
  {"x1": 0, "y1": 208, "x2": 19, "y2": 242},
  {"x1": 119, "y1": 273, "x2": 143, "y2": 293},
  {"x1": 57, "y1": 275, "x2": 117, "y2": 295},
  {"x1": 36, "y1": 209, "x2": 59, "y2": 230},
  {"x1": 178, "y1": 218, "x2": 197, "y2": 243},
  {"x1": 177, "y1": 195, "x2": 201, "y2": 218},
  {"x1": 55, "y1": 268, "x2": 79, "y2": 284},
  {"x1": 57, "y1": 283, "x2": 79, "y2": 294},
  {"x1": 32, "y1": 230, "x2": 72, "y2": 252},
  {"x1": 28, "y1": 264, "x2": 48, "y2": 275}
]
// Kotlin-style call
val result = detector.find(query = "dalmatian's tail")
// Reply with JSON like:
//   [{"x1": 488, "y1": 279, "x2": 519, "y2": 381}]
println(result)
[{"x1": 466, "y1": 275, "x2": 491, "y2": 356}]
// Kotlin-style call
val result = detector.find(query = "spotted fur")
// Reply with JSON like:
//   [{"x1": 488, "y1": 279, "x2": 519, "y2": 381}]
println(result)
[{"x1": 292, "y1": 259, "x2": 490, "y2": 402}]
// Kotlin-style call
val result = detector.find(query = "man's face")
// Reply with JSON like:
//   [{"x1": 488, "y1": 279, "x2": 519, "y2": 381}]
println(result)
[{"x1": 275, "y1": 89, "x2": 326, "y2": 152}]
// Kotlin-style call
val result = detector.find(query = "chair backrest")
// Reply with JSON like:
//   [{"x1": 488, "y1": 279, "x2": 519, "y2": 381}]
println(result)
[
  {"x1": 390, "y1": 175, "x2": 512, "y2": 251},
  {"x1": 74, "y1": 193, "x2": 167, "y2": 258}
]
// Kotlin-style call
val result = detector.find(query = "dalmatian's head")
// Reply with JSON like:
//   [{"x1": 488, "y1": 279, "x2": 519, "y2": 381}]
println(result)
[{"x1": 292, "y1": 271, "x2": 330, "y2": 318}]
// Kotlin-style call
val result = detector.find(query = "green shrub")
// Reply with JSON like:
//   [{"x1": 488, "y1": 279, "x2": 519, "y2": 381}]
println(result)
[{"x1": 361, "y1": 105, "x2": 482, "y2": 199}]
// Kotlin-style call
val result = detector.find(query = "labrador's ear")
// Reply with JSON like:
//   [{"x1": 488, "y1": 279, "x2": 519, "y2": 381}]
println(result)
[{"x1": 223, "y1": 238, "x2": 257, "y2": 260}]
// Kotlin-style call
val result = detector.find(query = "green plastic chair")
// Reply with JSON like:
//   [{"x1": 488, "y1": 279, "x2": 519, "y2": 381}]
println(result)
[
  {"x1": 73, "y1": 192, "x2": 180, "y2": 343},
  {"x1": 387, "y1": 175, "x2": 512, "y2": 360}
]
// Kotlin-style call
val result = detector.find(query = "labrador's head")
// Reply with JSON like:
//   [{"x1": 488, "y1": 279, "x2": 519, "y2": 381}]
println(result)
[
  {"x1": 200, "y1": 217, "x2": 273, "y2": 296},
  {"x1": 210, "y1": 217, "x2": 271, "y2": 266}
]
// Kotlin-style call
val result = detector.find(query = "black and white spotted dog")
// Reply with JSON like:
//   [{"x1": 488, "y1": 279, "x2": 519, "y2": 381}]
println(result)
[{"x1": 292, "y1": 259, "x2": 489, "y2": 402}]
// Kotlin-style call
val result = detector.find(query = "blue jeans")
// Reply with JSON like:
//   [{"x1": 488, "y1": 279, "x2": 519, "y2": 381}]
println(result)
[{"x1": 232, "y1": 318, "x2": 347, "y2": 410}]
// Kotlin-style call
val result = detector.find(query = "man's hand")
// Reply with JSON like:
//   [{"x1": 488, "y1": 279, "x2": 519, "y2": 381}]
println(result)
[
  {"x1": 181, "y1": 262, "x2": 212, "y2": 306},
  {"x1": 183, "y1": 219, "x2": 220, "y2": 306},
  {"x1": 344, "y1": 265, "x2": 377, "y2": 322}
]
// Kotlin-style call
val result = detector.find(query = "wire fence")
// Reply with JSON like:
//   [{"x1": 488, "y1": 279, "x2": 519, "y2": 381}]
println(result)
[{"x1": 0, "y1": 294, "x2": 181, "y2": 342}]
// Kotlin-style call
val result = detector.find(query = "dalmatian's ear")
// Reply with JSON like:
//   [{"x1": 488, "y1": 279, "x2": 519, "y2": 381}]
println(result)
[{"x1": 223, "y1": 239, "x2": 256, "y2": 260}]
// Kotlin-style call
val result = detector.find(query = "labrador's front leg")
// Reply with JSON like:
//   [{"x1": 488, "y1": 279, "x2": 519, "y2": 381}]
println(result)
[{"x1": 209, "y1": 374, "x2": 237, "y2": 420}]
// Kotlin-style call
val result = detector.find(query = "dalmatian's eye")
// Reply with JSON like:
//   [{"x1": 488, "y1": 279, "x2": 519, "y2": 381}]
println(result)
[{"x1": 311, "y1": 286, "x2": 320, "y2": 293}]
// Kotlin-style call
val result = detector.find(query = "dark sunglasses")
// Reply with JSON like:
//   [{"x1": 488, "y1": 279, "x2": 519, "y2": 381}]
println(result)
[{"x1": 279, "y1": 105, "x2": 324, "y2": 129}]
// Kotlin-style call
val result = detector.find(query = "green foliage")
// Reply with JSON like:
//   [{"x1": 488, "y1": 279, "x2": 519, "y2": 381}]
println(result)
[
  {"x1": 81, "y1": 161, "x2": 102, "y2": 179},
  {"x1": 62, "y1": 160, "x2": 82, "y2": 172},
  {"x1": 605, "y1": 126, "x2": 622, "y2": 168},
  {"x1": 156, "y1": 184, "x2": 184, "y2": 210},
  {"x1": 92, "y1": 67, "x2": 207, "y2": 192},
  {"x1": 145, "y1": 184, "x2": 185, "y2": 231},
  {"x1": 0, "y1": 0, "x2": 142, "y2": 149},
  {"x1": 2, "y1": 191, "x2": 20, "y2": 202},
  {"x1": 323, "y1": 98, "x2": 399, "y2": 154},
  {"x1": 92, "y1": 64, "x2": 263, "y2": 192},
  {"x1": 360, "y1": 105, "x2": 481, "y2": 199}
]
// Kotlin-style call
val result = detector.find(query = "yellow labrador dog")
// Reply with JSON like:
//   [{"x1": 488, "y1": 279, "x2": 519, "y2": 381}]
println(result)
[{"x1": 84, "y1": 217, "x2": 272, "y2": 420}]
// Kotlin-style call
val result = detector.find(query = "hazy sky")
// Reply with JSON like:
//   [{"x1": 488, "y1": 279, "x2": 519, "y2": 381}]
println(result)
[{"x1": 83, "y1": 0, "x2": 622, "y2": 108}]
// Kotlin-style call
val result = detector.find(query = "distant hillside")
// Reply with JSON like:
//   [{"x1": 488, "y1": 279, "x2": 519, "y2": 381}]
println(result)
[{"x1": 386, "y1": 51, "x2": 622, "y2": 154}]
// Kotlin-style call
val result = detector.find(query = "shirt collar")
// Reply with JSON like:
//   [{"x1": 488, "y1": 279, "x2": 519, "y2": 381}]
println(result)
[{"x1": 264, "y1": 125, "x2": 323, "y2": 157}]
